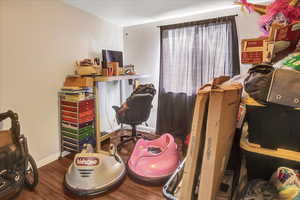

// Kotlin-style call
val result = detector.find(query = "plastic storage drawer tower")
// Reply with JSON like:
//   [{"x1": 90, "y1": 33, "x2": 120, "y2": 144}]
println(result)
[{"x1": 60, "y1": 97, "x2": 95, "y2": 153}]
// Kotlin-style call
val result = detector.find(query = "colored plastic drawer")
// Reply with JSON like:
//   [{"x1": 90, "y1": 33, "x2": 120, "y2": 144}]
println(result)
[
  {"x1": 62, "y1": 136, "x2": 91, "y2": 147},
  {"x1": 62, "y1": 114, "x2": 94, "y2": 124},
  {"x1": 79, "y1": 99, "x2": 94, "y2": 107},
  {"x1": 61, "y1": 121, "x2": 94, "y2": 129},
  {"x1": 61, "y1": 101, "x2": 78, "y2": 107},
  {"x1": 78, "y1": 110, "x2": 94, "y2": 118},
  {"x1": 62, "y1": 105, "x2": 94, "y2": 113},
  {"x1": 61, "y1": 106, "x2": 77, "y2": 113},
  {"x1": 62, "y1": 116, "x2": 78, "y2": 124},
  {"x1": 63, "y1": 142, "x2": 82, "y2": 152},
  {"x1": 62, "y1": 130, "x2": 93, "y2": 140},
  {"x1": 78, "y1": 104, "x2": 94, "y2": 112},
  {"x1": 62, "y1": 111, "x2": 94, "y2": 118},
  {"x1": 61, "y1": 99, "x2": 94, "y2": 107},
  {"x1": 79, "y1": 121, "x2": 94, "y2": 128},
  {"x1": 61, "y1": 125, "x2": 94, "y2": 134},
  {"x1": 62, "y1": 111, "x2": 77, "y2": 118}
]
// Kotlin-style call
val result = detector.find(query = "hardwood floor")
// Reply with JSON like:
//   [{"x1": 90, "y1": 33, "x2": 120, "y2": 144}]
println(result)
[{"x1": 16, "y1": 131, "x2": 179, "y2": 200}]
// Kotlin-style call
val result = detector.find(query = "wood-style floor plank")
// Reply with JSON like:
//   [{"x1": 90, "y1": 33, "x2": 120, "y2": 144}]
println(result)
[{"x1": 16, "y1": 132, "x2": 172, "y2": 200}]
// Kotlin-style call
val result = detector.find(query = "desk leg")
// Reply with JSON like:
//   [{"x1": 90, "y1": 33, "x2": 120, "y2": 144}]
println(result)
[
  {"x1": 120, "y1": 80, "x2": 124, "y2": 130},
  {"x1": 94, "y1": 82, "x2": 101, "y2": 152}
]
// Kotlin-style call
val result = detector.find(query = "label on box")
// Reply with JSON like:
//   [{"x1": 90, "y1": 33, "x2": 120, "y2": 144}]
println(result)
[{"x1": 241, "y1": 51, "x2": 263, "y2": 64}]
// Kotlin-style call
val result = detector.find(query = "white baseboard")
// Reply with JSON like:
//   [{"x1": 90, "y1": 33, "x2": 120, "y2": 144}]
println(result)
[{"x1": 37, "y1": 151, "x2": 70, "y2": 168}]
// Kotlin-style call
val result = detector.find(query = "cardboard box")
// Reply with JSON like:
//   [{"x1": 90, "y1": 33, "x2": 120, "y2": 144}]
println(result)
[
  {"x1": 241, "y1": 22, "x2": 300, "y2": 64},
  {"x1": 64, "y1": 76, "x2": 93, "y2": 88},
  {"x1": 241, "y1": 38, "x2": 273, "y2": 64},
  {"x1": 198, "y1": 82, "x2": 242, "y2": 200},
  {"x1": 178, "y1": 78, "x2": 242, "y2": 200},
  {"x1": 75, "y1": 66, "x2": 101, "y2": 76}
]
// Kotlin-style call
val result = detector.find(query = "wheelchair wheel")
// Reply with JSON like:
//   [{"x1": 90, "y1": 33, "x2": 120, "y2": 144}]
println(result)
[{"x1": 24, "y1": 154, "x2": 38, "y2": 190}]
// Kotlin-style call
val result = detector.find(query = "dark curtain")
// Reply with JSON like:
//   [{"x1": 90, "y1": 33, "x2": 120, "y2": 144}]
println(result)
[{"x1": 156, "y1": 16, "x2": 240, "y2": 139}]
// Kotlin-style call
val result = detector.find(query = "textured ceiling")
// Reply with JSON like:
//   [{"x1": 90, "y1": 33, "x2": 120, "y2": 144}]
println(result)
[{"x1": 64, "y1": 0, "x2": 268, "y2": 27}]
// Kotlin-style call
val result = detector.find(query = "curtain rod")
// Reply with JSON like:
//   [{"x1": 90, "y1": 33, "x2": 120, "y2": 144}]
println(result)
[{"x1": 157, "y1": 14, "x2": 238, "y2": 30}]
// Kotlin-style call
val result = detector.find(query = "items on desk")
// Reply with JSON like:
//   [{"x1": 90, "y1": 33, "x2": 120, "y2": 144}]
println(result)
[
  {"x1": 124, "y1": 64, "x2": 136, "y2": 75},
  {"x1": 77, "y1": 59, "x2": 93, "y2": 66},
  {"x1": 102, "y1": 67, "x2": 113, "y2": 77},
  {"x1": 108, "y1": 62, "x2": 120, "y2": 76},
  {"x1": 75, "y1": 58, "x2": 102, "y2": 76}
]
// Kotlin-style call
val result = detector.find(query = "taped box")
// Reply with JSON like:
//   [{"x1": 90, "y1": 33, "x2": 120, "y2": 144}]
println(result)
[
  {"x1": 241, "y1": 38, "x2": 274, "y2": 64},
  {"x1": 64, "y1": 76, "x2": 93, "y2": 88},
  {"x1": 241, "y1": 22, "x2": 300, "y2": 64}
]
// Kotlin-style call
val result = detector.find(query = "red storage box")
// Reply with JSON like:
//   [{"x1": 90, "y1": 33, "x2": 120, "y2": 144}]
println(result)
[
  {"x1": 79, "y1": 99, "x2": 94, "y2": 107},
  {"x1": 62, "y1": 114, "x2": 94, "y2": 124},
  {"x1": 61, "y1": 106, "x2": 77, "y2": 113},
  {"x1": 62, "y1": 110, "x2": 94, "y2": 118},
  {"x1": 79, "y1": 104, "x2": 94, "y2": 112}
]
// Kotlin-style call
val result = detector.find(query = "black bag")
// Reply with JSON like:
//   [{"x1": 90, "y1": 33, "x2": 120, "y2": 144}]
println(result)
[{"x1": 244, "y1": 65, "x2": 274, "y2": 104}]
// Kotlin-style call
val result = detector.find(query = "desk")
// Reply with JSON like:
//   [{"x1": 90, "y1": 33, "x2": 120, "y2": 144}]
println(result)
[{"x1": 93, "y1": 74, "x2": 150, "y2": 152}]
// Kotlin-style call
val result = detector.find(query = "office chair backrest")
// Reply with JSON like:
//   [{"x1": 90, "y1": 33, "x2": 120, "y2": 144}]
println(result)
[
  {"x1": 120, "y1": 93, "x2": 154, "y2": 125},
  {"x1": 130, "y1": 84, "x2": 156, "y2": 97}
]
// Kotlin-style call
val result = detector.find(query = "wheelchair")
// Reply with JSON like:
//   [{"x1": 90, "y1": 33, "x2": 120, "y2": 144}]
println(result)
[{"x1": 0, "y1": 110, "x2": 38, "y2": 199}]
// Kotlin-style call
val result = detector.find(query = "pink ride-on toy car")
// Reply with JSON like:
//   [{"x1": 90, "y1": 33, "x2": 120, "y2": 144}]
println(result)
[{"x1": 127, "y1": 133, "x2": 180, "y2": 184}]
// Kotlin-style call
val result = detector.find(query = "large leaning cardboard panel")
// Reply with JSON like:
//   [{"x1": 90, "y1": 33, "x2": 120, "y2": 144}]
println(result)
[
  {"x1": 179, "y1": 87, "x2": 210, "y2": 200},
  {"x1": 198, "y1": 82, "x2": 242, "y2": 200}
]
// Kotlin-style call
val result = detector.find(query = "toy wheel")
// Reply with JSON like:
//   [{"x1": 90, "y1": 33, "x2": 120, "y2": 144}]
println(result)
[{"x1": 24, "y1": 154, "x2": 38, "y2": 190}]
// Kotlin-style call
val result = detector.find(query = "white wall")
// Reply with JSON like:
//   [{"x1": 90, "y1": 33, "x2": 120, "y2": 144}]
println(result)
[
  {"x1": 124, "y1": 7, "x2": 262, "y2": 129},
  {"x1": 0, "y1": 0, "x2": 123, "y2": 166}
]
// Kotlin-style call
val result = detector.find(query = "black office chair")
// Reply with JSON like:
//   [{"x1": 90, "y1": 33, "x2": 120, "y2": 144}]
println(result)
[{"x1": 113, "y1": 84, "x2": 156, "y2": 151}]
